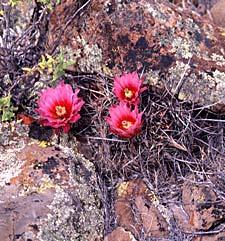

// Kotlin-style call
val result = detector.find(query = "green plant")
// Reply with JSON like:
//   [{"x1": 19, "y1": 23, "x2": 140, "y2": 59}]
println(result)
[
  {"x1": 38, "y1": 53, "x2": 55, "y2": 74},
  {"x1": 52, "y1": 50, "x2": 74, "y2": 82},
  {"x1": 9, "y1": 0, "x2": 60, "y2": 9},
  {"x1": 0, "y1": 93, "x2": 17, "y2": 121},
  {"x1": 10, "y1": 0, "x2": 22, "y2": 7},
  {"x1": 23, "y1": 50, "x2": 74, "y2": 82},
  {"x1": 37, "y1": 0, "x2": 60, "y2": 10}
]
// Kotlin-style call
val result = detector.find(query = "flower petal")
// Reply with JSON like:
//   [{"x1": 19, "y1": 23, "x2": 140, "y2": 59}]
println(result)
[
  {"x1": 36, "y1": 82, "x2": 84, "y2": 133},
  {"x1": 113, "y1": 71, "x2": 147, "y2": 105},
  {"x1": 104, "y1": 102, "x2": 143, "y2": 138}
]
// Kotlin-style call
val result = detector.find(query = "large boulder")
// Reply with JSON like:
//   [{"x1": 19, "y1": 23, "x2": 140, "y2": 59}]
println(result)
[
  {"x1": 49, "y1": 0, "x2": 225, "y2": 108},
  {"x1": 0, "y1": 122, "x2": 104, "y2": 241}
]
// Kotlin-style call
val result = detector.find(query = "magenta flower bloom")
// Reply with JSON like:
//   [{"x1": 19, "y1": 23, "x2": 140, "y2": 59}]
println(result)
[
  {"x1": 104, "y1": 102, "x2": 143, "y2": 138},
  {"x1": 113, "y1": 71, "x2": 147, "y2": 105},
  {"x1": 36, "y1": 81, "x2": 84, "y2": 133}
]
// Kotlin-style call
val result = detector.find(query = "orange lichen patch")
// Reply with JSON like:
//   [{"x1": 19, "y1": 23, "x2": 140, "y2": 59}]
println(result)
[
  {"x1": 10, "y1": 144, "x2": 70, "y2": 192},
  {"x1": 116, "y1": 180, "x2": 157, "y2": 200},
  {"x1": 10, "y1": 145, "x2": 51, "y2": 188},
  {"x1": 115, "y1": 180, "x2": 169, "y2": 239},
  {"x1": 189, "y1": 210, "x2": 195, "y2": 227}
]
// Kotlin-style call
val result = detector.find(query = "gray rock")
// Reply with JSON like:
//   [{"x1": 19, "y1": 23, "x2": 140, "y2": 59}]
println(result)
[{"x1": 0, "y1": 122, "x2": 104, "y2": 241}]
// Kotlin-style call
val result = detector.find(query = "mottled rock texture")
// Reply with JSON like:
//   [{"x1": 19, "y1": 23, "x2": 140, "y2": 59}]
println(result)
[
  {"x1": 0, "y1": 122, "x2": 104, "y2": 241},
  {"x1": 112, "y1": 179, "x2": 225, "y2": 240},
  {"x1": 49, "y1": 0, "x2": 225, "y2": 108}
]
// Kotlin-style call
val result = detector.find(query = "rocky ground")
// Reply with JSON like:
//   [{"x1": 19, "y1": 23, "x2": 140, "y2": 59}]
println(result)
[{"x1": 0, "y1": 0, "x2": 225, "y2": 241}]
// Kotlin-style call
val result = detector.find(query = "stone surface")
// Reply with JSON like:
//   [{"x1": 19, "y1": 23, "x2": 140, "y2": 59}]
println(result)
[
  {"x1": 114, "y1": 180, "x2": 170, "y2": 240},
  {"x1": 111, "y1": 179, "x2": 225, "y2": 240},
  {"x1": 48, "y1": 0, "x2": 225, "y2": 109},
  {"x1": 182, "y1": 180, "x2": 225, "y2": 231},
  {"x1": 105, "y1": 227, "x2": 137, "y2": 241},
  {"x1": 0, "y1": 121, "x2": 104, "y2": 241},
  {"x1": 194, "y1": 231, "x2": 225, "y2": 241},
  {"x1": 210, "y1": 0, "x2": 225, "y2": 28}
]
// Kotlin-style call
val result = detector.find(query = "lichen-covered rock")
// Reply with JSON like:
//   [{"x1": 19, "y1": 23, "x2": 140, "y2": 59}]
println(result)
[
  {"x1": 0, "y1": 122, "x2": 104, "y2": 241},
  {"x1": 114, "y1": 180, "x2": 170, "y2": 239},
  {"x1": 182, "y1": 180, "x2": 225, "y2": 231},
  {"x1": 49, "y1": 0, "x2": 225, "y2": 108},
  {"x1": 109, "y1": 179, "x2": 225, "y2": 240}
]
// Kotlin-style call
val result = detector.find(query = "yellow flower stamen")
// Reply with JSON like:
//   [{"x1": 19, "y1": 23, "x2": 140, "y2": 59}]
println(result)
[
  {"x1": 55, "y1": 106, "x2": 66, "y2": 117},
  {"x1": 124, "y1": 88, "x2": 133, "y2": 98},
  {"x1": 122, "y1": 120, "x2": 133, "y2": 129}
]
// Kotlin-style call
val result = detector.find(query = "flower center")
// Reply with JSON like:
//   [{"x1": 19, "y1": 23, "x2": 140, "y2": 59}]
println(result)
[
  {"x1": 124, "y1": 88, "x2": 133, "y2": 98},
  {"x1": 55, "y1": 106, "x2": 67, "y2": 117},
  {"x1": 121, "y1": 120, "x2": 133, "y2": 129}
]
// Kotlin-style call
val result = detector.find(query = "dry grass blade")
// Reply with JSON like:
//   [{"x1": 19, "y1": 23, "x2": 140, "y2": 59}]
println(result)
[
  {"x1": 71, "y1": 73, "x2": 225, "y2": 239},
  {"x1": 168, "y1": 136, "x2": 188, "y2": 152}
]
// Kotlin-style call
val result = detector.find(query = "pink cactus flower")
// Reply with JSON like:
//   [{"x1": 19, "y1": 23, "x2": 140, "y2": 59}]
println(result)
[
  {"x1": 113, "y1": 71, "x2": 147, "y2": 105},
  {"x1": 104, "y1": 102, "x2": 143, "y2": 138},
  {"x1": 36, "y1": 81, "x2": 84, "y2": 133}
]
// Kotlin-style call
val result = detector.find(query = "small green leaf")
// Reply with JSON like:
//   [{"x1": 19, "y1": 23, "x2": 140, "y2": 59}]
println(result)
[
  {"x1": 0, "y1": 93, "x2": 17, "y2": 122},
  {"x1": 0, "y1": 95, "x2": 10, "y2": 107},
  {"x1": 51, "y1": 50, "x2": 74, "y2": 82},
  {"x1": 10, "y1": 0, "x2": 21, "y2": 7},
  {"x1": 36, "y1": 0, "x2": 60, "y2": 10},
  {"x1": 2, "y1": 109, "x2": 14, "y2": 121}
]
